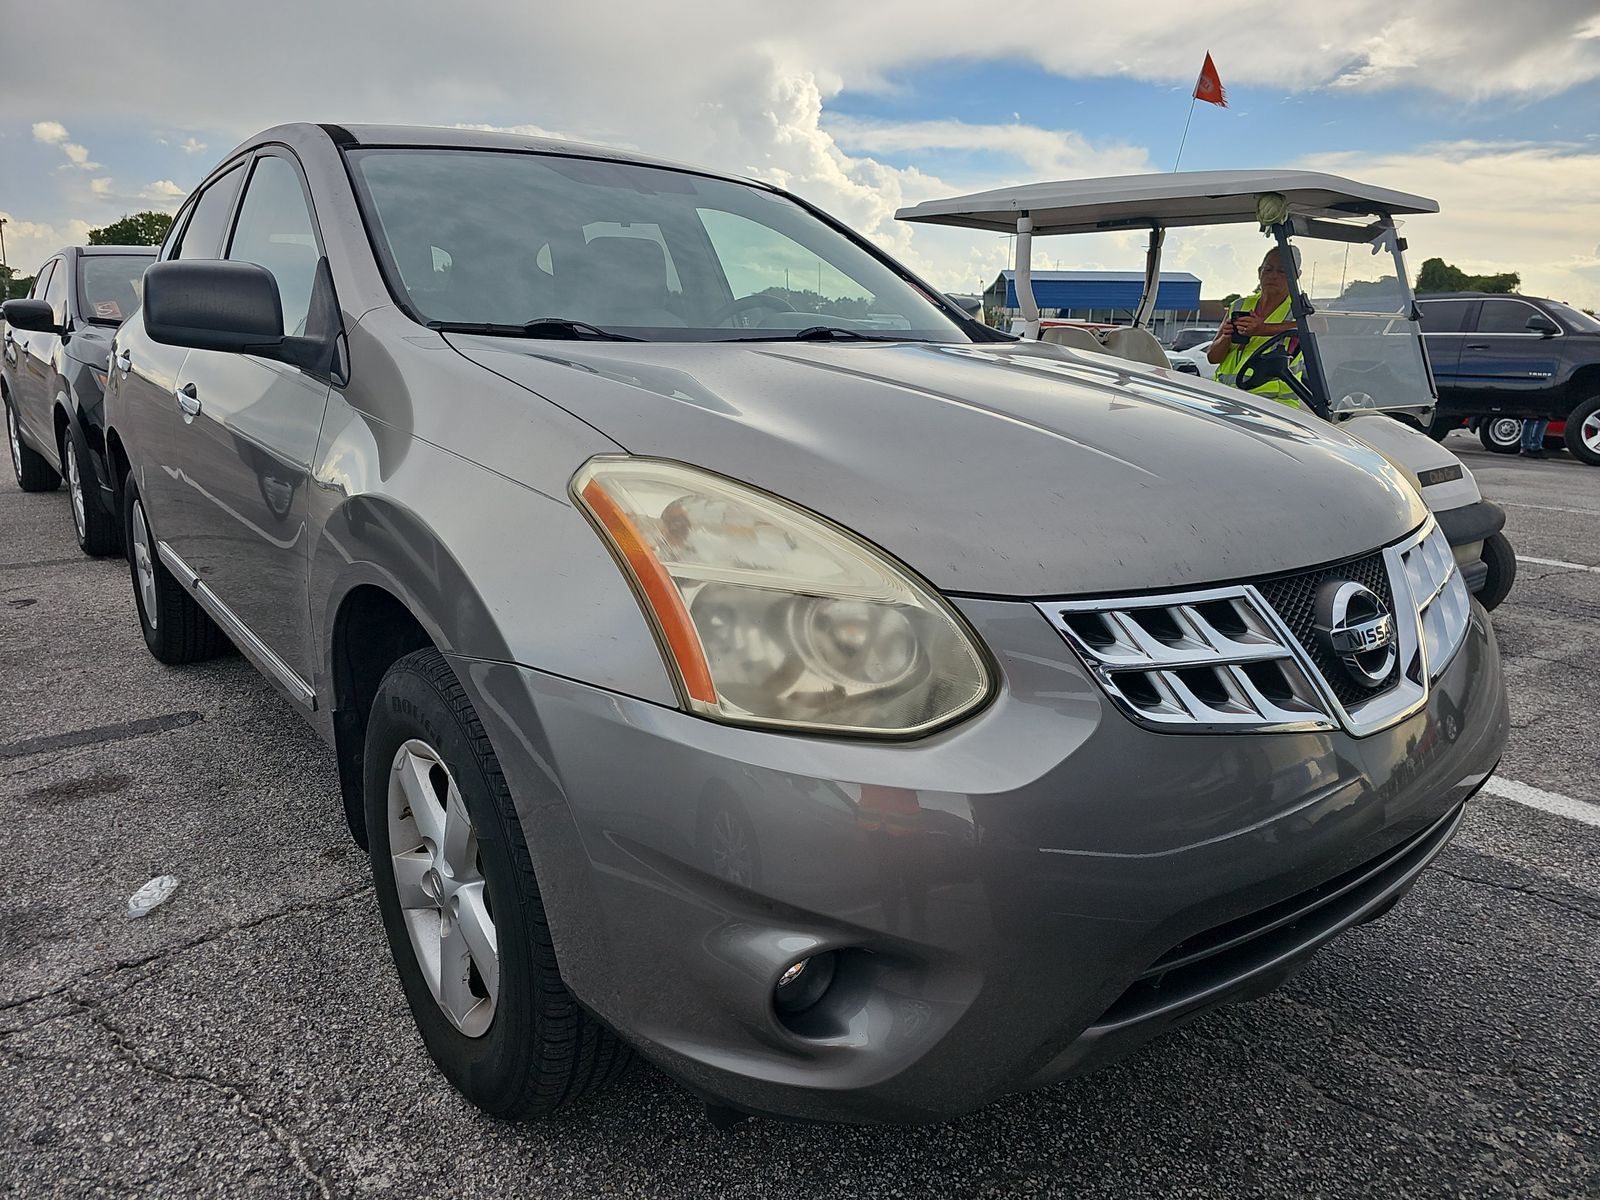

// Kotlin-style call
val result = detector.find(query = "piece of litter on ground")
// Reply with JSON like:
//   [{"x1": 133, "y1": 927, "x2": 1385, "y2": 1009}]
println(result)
[{"x1": 127, "y1": 875, "x2": 180, "y2": 918}]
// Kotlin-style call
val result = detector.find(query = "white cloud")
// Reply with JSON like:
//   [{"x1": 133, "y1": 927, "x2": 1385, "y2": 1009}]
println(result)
[
  {"x1": 89, "y1": 177, "x2": 113, "y2": 196},
  {"x1": 140, "y1": 179, "x2": 186, "y2": 205},
  {"x1": 180, "y1": 137, "x2": 207, "y2": 154},
  {"x1": 62, "y1": 142, "x2": 99, "y2": 169},
  {"x1": 1, "y1": 3, "x2": 1597, "y2": 304},
  {"x1": 0, "y1": 213, "x2": 95, "y2": 275}
]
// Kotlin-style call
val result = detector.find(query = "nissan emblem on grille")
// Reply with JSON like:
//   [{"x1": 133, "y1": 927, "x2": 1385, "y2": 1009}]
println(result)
[{"x1": 1313, "y1": 581, "x2": 1396, "y2": 690}]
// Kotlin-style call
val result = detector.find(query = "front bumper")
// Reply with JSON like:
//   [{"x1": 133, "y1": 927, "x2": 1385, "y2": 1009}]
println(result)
[{"x1": 456, "y1": 595, "x2": 1507, "y2": 1124}]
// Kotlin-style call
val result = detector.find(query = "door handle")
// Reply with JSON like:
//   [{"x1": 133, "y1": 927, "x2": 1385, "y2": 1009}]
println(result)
[
  {"x1": 115, "y1": 348, "x2": 133, "y2": 373},
  {"x1": 175, "y1": 383, "x2": 202, "y2": 418},
  {"x1": 1465, "y1": 343, "x2": 1489, "y2": 350}
]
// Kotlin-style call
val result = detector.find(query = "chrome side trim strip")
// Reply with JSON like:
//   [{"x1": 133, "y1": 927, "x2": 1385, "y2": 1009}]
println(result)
[{"x1": 157, "y1": 541, "x2": 317, "y2": 711}]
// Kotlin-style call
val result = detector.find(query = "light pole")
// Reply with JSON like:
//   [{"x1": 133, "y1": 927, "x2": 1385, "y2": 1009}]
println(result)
[{"x1": 0, "y1": 217, "x2": 8, "y2": 301}]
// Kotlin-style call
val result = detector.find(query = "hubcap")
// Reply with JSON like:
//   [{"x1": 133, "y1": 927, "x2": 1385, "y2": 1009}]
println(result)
[
  {"x1": 66, "y1": 442, "x2": 86, "y2": 537},
  {"x1": 1584, "y1": 412, "x2": 1600, "y2": 453},
  {"x1": 6, "y1": 406, "x2": 20, "y2": 481},
  {"x1": 388, "y1": 739, "x2": 498, "y2": 1037},
  {"x1": 131, "y1": 500, "x2": 158, "y2": 628},
  {"x1": 1489, "y1": 417, "x2": 1522, "y2": 448}
]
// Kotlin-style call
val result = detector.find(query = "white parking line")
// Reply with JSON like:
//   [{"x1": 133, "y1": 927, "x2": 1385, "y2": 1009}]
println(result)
[
  {"x1": 1482, "y1": 776, "x2": 1600, "y2": 828},
  {"x1": 1516, "y1": 555, "x2": 1600, "y2": 574},
  {"x1": 1501, "y1": 500, "x2": 1600, "y2": 517}
]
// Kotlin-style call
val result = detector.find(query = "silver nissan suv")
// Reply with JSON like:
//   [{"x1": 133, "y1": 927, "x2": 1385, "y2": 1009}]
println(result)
[{"x1": 103, "y1": 123, "x2": 1508, "y2": 1125}]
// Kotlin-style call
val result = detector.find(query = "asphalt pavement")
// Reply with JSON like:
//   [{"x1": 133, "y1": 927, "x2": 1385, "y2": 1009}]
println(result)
[{"x1": 1, "y1": 430, "x2": 1596, "y2": 1199}]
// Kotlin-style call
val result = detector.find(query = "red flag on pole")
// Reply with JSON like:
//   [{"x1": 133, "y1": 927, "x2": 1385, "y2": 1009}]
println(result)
[{"x1": 1193, "y1": 52, "x2": 1227, "y2": 107}]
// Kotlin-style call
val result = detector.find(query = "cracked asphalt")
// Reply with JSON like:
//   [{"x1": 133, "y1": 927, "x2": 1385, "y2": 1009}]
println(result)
[{"x1": 1, "y1": 431, "x2": 1597, "y2": 1199}]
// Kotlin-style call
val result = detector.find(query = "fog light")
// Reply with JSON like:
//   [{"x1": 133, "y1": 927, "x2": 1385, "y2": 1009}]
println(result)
[{"x1": 773, "y1": 951, "x2": 837, "y2": 1017}]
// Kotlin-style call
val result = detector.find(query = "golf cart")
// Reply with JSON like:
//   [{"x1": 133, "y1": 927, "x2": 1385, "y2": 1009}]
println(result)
[{"x1": 898, "y1": 171, "x2": 1516, "y2": 609}]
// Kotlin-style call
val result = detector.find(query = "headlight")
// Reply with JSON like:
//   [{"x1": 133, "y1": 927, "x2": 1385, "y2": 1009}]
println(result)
[{"x1": 574, "y1": 457, "x2": 992, "y2": 736}]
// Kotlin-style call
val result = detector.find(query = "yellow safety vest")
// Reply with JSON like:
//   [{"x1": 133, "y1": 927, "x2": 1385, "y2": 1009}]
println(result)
[{"x1": 1217, "y1": 293, "x2": 1300, "y2": 407}]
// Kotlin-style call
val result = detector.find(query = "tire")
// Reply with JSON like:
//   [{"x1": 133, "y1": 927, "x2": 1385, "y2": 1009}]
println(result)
[
  {"x1": 1478, "y1": 416, "x2": 1523, "y2": 454},
  {"x1": 1477, "y1": 531, "x2": 1516, "y2": 612},
  {"x1": 365, "y1": 647, "x2": 630, "y2": 1119},
  {"x1": 123, "y1": 484, "x2": 228, "y2": 664},
  {"x1": 63, "y1": 423, "x2": 121, "y2": 556},
  {"x1": 1425, "y1": 412, "x2": 1460, "y2": 442},
  {"x1": 1564, "y1": 396, "x2": 1600, "y2": 466},
  {"x1": 6, "y1": 397, "x2": 61, "y2": 492}
]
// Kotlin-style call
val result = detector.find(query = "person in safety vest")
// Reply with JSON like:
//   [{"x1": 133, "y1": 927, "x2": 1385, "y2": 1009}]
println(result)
[{"x1": 1207, "y1": 246, "x2": 1302, "y2": 407}]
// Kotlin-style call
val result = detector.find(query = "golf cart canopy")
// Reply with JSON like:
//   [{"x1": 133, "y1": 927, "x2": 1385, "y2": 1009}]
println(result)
[
  {"x1": 894, "y1": 170, "x2": 1438, "y2": 235},
  {"x1": 898, "y1": 170, "x2": 1443, "y2": 421}
]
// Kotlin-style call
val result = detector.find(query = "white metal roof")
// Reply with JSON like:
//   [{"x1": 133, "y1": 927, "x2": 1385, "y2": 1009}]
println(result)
[{"x1": 895, "y1": 170, "x2": 1438, "y2": 236}]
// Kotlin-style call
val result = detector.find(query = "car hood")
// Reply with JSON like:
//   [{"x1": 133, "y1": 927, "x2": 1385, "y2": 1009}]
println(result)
[{"x1": 449, "y1": 336, "x2": 1426, "y2": 597}]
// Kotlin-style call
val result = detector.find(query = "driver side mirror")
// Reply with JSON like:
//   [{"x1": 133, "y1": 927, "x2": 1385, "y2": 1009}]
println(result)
[
  {"x1": 1525, "y1": 313, "x2": 1559, "y2": 337},
  {"x1": 143, "y1": 258, "x2": 340, "y2": 377},
  {"x1": 1, "y1": 298, "x2": 63, "y2": 335}
]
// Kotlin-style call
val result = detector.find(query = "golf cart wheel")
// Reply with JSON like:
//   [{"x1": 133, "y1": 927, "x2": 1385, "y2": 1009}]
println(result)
[
  {"x1": 1477, "y1": 531, "x2": 1516, "y2": 611},
  {"x1": 1478, "y1": 417, "x2": 1524, "y2": 455},
  {"x1": 1564, "y1": 396, "x2": 1600, "y2": 466},
  {"x1": 1425, "y1": 412, "x2": 1460, "y2": 442},
  {"x1": 365, "y1": 647, "x2": 631, "y2": 1119}
]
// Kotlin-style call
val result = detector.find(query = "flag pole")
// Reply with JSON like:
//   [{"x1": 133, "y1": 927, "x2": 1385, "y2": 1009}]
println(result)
[{"x1": 1172, "y1": 92, "x2": 1199, "y2": 172}]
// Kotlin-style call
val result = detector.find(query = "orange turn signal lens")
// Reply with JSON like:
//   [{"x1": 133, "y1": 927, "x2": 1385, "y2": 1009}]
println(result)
[{"x1": 580, "y1": 478, "x2": 717, "y2": 705}]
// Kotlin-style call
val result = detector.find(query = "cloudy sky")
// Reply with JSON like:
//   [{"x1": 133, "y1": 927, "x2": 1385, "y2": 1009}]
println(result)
[{"x1": 4, "y1": 1, "x2": 1599, "y2": 305}]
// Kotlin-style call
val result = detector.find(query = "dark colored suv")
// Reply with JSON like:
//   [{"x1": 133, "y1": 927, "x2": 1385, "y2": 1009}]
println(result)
[
  {"x1": 3, "y1": 245, "x2": 156, "y2": 552},
  {"x1": 1417, "y1": 292, "x2": 1600, "y2": 464}
]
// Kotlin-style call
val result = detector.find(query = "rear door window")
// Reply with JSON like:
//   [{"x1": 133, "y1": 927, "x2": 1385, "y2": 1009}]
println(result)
[
  {"x1": 173, "y1": 163, "x2": 245, "y2": 260},
  {"x1": 29, "y1": 259, "x2": 55, "y2": 302},
  {"x1": 41, "y1": 257, "x2": 68, "y2": 326}
]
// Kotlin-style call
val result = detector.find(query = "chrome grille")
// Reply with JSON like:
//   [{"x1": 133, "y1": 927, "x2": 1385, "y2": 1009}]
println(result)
[
  {"x1": 1038, "y1": 520, "x2": 1470, "y2": 738},
  {"x1": 1255, "y1": 551, "x2": 1397, "y2": 708}
]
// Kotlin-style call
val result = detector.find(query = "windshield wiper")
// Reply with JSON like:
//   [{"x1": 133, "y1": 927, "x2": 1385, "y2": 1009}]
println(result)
[
  {"x1": 429, "y1": 317, "x2": 641, "y2": 342},
  {"x1": 730, "y1": 325, "x2": 909, "y2": 342}
]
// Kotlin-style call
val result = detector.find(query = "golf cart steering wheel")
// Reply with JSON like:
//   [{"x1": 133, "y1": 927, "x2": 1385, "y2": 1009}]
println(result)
[
  {"x1": 1235, "y1": 330, "x2": 1319, "y2": 411},
  {"x1": 712, "y1": 293, "x2": 797, "y2": 327}
]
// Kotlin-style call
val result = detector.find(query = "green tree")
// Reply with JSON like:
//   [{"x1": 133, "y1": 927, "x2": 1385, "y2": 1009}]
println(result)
[
  {"x1": 1220, "y1": 292, "x2": 1242, "y2": 306},
  {"x1": 0, "y1": 265, "x2": 36, "y2": 301},
  {"x1": 87, "y1": 211, "x2": 175, "y2": 247},
  {"x1": 1416, "y1": 256, "x2": 1519, "y2": 295}
]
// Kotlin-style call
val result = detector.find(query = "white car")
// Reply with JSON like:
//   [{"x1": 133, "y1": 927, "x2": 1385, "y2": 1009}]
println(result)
[{"x1": 1167, "y1": 343, "x2": 1218, "y2": 379}]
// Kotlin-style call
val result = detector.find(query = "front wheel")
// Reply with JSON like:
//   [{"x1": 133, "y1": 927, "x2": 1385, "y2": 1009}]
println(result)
[
  {"x1": 364, "y1": 648, "x2": 630, "y2": 1119},
  {"x1": 1477, "y1": 416, "x2": 1524, "y2": 455},
  {"x1": 1477, "y1": 531, "x2": 1517, "y2": 611},
  {"x1": 6, "y1": 398, "x2": 60, "y2": 492},
  {"x1": 1565, "y1": 396, "x2": 1600, "y2": 466},
  {"x1": 64, "y1": 426, "x2": 121, "y2": 556}
]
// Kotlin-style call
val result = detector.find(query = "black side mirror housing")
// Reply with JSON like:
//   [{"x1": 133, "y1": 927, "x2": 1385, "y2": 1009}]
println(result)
[
  {"x1": 1526, "y1": 313, "x2": 1559, "y2": 337},
  {"x1": 1, "y1": 298, "x2": 63, "y2": 334},
  {"x1": 142, "y1": 258, "x2": 340, "y2": 377}
]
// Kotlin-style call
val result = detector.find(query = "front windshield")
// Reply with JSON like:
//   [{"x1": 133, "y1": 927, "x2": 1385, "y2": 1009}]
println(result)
[
  {"x1": 1547, "y1": 300, "x2": 1600, "y2": 333},
  {"x1": 1292, "y1": 223, "x2": 1435, "y2": 414},
  {"x1": 348, "y1": 149, "x2": 969, "y2": 343},
  {"x1": 76, "y1": 254, "x2": 149, "y2": 325}
]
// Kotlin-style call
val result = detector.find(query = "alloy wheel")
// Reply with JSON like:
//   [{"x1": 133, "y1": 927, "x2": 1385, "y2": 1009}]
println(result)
[
  {"x1": 130, "y1": 499, "x2": 158, "y2": 629},
  {"x1": 66, "y1": 441, "x2": 86, "y2": 538},
  {"x1": 1584, "y1": 411, "x2": 1600, "y2": 455},
  {"x1": 388, "y1": 739, "x2": 498, "y2": 1038},
  {"x1": 6, "y1": 406, "x2": 20, "y2": 482}
]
